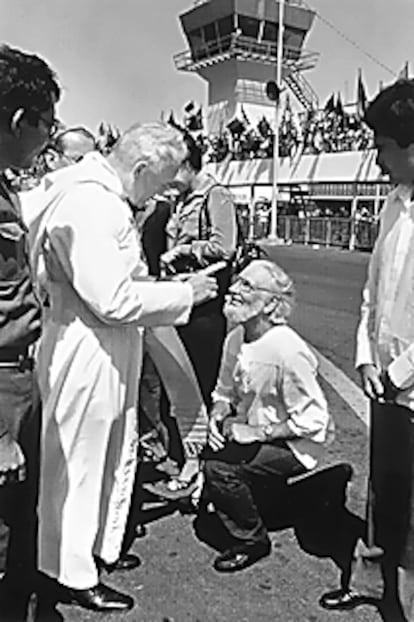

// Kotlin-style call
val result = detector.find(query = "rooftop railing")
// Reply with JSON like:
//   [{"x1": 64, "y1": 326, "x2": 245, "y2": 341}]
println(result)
[
  {"x1": 192, "y1": 0, "x2": 309, "y2": 7},
  {"x1": 174, "y1": 33, "x2": 318, "y2": 73}
]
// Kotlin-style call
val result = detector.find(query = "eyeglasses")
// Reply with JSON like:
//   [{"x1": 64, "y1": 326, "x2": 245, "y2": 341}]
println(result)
[
  {"x1": 233, "y1": 276, "x2": 279, "y2": 295},
  {"x1": 38, "y1": 114, "x2": 61, "y2": 137}
]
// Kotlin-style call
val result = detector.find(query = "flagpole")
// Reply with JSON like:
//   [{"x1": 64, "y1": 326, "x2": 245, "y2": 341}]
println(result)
[{"x1": 268, "y1": 0, "x2": 285, "y2": 242}]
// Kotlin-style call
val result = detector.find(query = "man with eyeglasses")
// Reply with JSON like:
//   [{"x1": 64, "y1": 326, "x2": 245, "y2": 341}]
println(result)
[
  {"x1": 0, "y1": 45, "x2": 60, "y2": 621},
  {"x1": 203, "y1": 259, "x2": 334, "y2": 572}
]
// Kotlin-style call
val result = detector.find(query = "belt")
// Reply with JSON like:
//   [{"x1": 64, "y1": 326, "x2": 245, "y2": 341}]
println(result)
[{"x1": 0, "y1": 346, "x2": 34, "y2": 369}]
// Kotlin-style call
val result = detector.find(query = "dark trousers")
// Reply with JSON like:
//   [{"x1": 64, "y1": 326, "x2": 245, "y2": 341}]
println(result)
[
  {"x1": 369, "y1": 400, "x2": 414, "y2": 568},
  {"x1": 0, "y1": 365, "x2": 41, "y2": 619},
  {"x1": 178, "y1": 310, "x2": 226, "y2": 411},
  {"x1": 203, "y1": 441, "x2": 305, "y2": 547}
]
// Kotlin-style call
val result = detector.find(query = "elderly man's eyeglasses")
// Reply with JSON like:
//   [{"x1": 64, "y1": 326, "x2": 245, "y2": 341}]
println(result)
[{"x1": 233, "y1": 275, "x2": 278, "y2": 295}]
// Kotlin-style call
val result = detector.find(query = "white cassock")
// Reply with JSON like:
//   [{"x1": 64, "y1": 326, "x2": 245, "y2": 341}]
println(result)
[{"x1": 32, "y1": 152, "x2": 193, "y2": 590}]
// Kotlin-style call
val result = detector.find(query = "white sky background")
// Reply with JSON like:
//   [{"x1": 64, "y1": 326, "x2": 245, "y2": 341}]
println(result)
[{"x1": 0, "y1": 0, "x2": 412, "y2": 131}]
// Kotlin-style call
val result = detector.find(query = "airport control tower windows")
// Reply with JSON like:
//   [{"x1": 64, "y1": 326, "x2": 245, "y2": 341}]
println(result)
[
  {"x1": 218, "y1": 16, "x2": 233, "y2": 39},
  {"x1": 204, "y1": 22, "x2": 216, "y2": 43},
  {"x1": 284, "y1": 27, "x2": 305, "y2": 52},
  {"x1": 263, "y1": 20, "x2": 278, "y2": 44},
  {"x1": 238, "y1": 15, "x2": 260, "y2": 39},
  {"x1": 188, "y1": 27, "x2": 206, "y2": 60}
]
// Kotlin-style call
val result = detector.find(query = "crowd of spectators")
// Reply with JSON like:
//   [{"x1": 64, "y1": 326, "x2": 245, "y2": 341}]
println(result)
[
  {"x1": 204, "y1": 102, "x2": 374, "y2": 163},
  {"x1": 8, "y1": 97, "x2": 374, "y2": 192}
]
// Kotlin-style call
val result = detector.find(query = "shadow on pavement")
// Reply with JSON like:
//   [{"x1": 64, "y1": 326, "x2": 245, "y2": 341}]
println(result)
[{"x1": 193, "y1": 463, "x2": 395, "y2": 620}]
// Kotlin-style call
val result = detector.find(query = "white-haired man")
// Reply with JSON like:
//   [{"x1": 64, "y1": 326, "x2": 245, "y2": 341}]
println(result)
[
  {"x1": 34, "y1": 123, "x2": 218, "y2": 612},
  {"x1": 203, "y1": 259, "x2": 334, "y2": 573}
]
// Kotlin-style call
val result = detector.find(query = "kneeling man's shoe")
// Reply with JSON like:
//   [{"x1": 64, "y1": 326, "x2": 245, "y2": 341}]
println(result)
[
  {"x1": 319, "y1": 588, "x2": 362, "y2": 610},
  {"x1": 101, "y1": 553, "x2": 141, "y2": 573},
  {"x1": 68, "y1": 583, "x2": 134, "y2": 611},
  {"x1": 214, "y1": 541, "x2": 271, "y2": 573}
]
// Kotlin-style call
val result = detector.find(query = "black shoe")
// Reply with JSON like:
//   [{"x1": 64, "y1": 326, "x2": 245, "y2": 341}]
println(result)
[
  {"x1": 213, "y1": 541, "x2": 271, "y2": 573},
  {"x1": 68, "y1": 583, "x2": 134, "y2": 611},
  {"x1": 100, "y1": 553, "x2": 141, "y2": 573},
  {"x1": 319, "y1": 588, "x2": 363, "y2": 610}
]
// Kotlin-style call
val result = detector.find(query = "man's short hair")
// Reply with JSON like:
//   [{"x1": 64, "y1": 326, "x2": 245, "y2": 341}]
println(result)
[
  {"x1": 0, "y1": 45, "x2": 60, "y2": 124},
  {"x1": 54, "y1": 127, "x2": 96, "y2": 154},
  {"x1": 252, "y1": 259, "x2": 296, "y2": 320},
  {"x1": 365, "y1": 79, "x2": 414, "y2": 148},
  {"x1": 112, "y1": 122, "x2": 188, "y2": 173}
]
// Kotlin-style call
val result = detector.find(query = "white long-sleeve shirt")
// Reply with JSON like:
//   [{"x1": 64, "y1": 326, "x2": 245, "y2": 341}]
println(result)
[
  {"x1": 212, "y1": 324, "x2": 334, "y2": 469},
  {"x1": 356, "y1": 184, "x2": 414, "y2": 410}
]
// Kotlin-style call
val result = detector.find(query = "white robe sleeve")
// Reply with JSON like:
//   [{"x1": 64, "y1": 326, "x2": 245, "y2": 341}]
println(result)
[{"x1": 46, "y1": 184, "x2": 193, "y2": 326}]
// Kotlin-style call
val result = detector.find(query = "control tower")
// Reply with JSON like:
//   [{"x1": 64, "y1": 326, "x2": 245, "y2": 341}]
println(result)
[{"x1": 174, "y1": 0, "x2": 319, "y2": 133}]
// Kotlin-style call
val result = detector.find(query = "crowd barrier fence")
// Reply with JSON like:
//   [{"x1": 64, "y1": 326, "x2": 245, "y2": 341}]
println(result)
[{"x1": 239, "y1": 213, "x2": 379, "y2": 252}]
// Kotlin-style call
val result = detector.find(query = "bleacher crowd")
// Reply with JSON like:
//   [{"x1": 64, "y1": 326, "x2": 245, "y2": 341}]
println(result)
[{"x1": 179, "y1": 96, "x2": 374, "y2": 163}]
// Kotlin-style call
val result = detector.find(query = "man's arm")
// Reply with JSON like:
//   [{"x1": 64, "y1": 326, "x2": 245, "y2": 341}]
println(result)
[
  {"x1": 190, "y1": 187, "x2": 238, "y2": 263},
  {"x1": 47, "y1": 186, "x2": 215, "y2": 326},
  {"x1": 207, "y1": 328, "x2": 242, "y2": 450},
  {"x1": 355, "y1": 228, "x2": 385, "y2": 399},
  {"x1": 252, "y1": 349, "x2": 332, "y2": 446}
]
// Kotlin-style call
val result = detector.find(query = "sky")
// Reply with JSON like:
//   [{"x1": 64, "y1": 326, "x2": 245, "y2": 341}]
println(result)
[{"x1": 0, "y1": 0, "x2": 413, "y2": 131}]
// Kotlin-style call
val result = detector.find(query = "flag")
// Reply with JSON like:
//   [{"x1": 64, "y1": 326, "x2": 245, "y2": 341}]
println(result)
[
  {"x1": 240, "y1": 105, "x2": 251, "y2": 128},
  {"x1": 184, "y1": 100, "x2": 195, "y2": 114},
  {"x1": 284, "y1": 93, "x2": 292, "y2": 118},
  {"x1": 257, "y1": 116, "x2": 272, "y2": 138},
  {"x1": 335, "y1": 92, "x2": 344, "y2": 118},
  {"x1": 324, "y1": 93, "x2": 336, "y2": 114},
  {"x1": 187, "y1": 107, "x2": 203, "y2": 131},
  {"x1": 227, "y1": 117, "x2": 246, "y2": 136},
  {"x1": 356, "y1": 69, "x2": 367, "y2": 120},
  {"x1": 398, "y1": 61, "x2": 409, "y2": 80},
  {"x1": 167, "y1": 110, "x2": 178, "y2": 128}
]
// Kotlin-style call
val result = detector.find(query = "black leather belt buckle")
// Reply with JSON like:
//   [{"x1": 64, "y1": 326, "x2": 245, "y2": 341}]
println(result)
[{"x1": 17, "y1": 354, "x2": 34, "y2": 371}]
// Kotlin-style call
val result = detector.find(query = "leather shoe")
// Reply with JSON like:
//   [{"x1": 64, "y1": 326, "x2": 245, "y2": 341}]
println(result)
[
  {"x1": 319, "y1": 588, "x2": 363, "y2": 610},
  {"x1": 213, "y1": 541, "x2": 271, "y2": 573},
  {"x1": 68, "y1": 582, "x2": 134, "y2": 611},
  {"x1": 101, "y1": 553, "x2": 141, "y2": 573}
]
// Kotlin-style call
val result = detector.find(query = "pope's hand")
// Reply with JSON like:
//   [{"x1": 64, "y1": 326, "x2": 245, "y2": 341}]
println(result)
[
  {"x1": 0, "y1": 432, "x2": 26, "y2": 487},
  {"x1": 186, "y1": 273, "x2": 218, "y2": 306}
]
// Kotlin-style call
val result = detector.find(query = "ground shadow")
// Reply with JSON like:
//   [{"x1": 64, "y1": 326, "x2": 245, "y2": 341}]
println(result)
[{"x1": 193, "y1": 463, "x2": 397, "y2": 620}]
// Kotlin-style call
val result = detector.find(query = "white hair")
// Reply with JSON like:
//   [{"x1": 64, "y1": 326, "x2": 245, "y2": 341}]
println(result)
[
  {"x1": 251, "y1": 259, "x2": 296, "y2": 320},
  {"x1": 110, "y1": 122, "x2": 187, "y2": 173}
]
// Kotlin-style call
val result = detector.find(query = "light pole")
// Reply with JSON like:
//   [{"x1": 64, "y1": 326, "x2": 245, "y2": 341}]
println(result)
[{"x1": 268, "y1": 0, "x2": 285, "y2": 241}]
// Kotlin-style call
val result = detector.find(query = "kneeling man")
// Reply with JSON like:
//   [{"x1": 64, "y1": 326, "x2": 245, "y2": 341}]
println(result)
[{"x1": 204, "y1": 260, "x2": 334, "y2": 572}]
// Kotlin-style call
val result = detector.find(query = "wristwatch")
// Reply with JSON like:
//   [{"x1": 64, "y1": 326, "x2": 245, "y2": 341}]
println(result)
[{"x1": 262, "y1": 423, "x2": 273, "y2": 441}]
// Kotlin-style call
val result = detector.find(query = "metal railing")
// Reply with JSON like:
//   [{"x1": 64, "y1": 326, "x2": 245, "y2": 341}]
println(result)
[
  {"x1": 174, "y1": 34, "x2": 319, "y2": 74},
  {"x1": 238, "y1": 212, "x2": 379, "y2": 251},
  {"x1": 191, "y1": 0, "x2": 308, "y2": 7}
]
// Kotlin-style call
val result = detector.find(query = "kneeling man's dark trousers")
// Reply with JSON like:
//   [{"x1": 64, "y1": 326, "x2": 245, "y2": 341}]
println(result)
[{"x1": 203, "y1": 441, "x2": 304, "y2": 546}]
